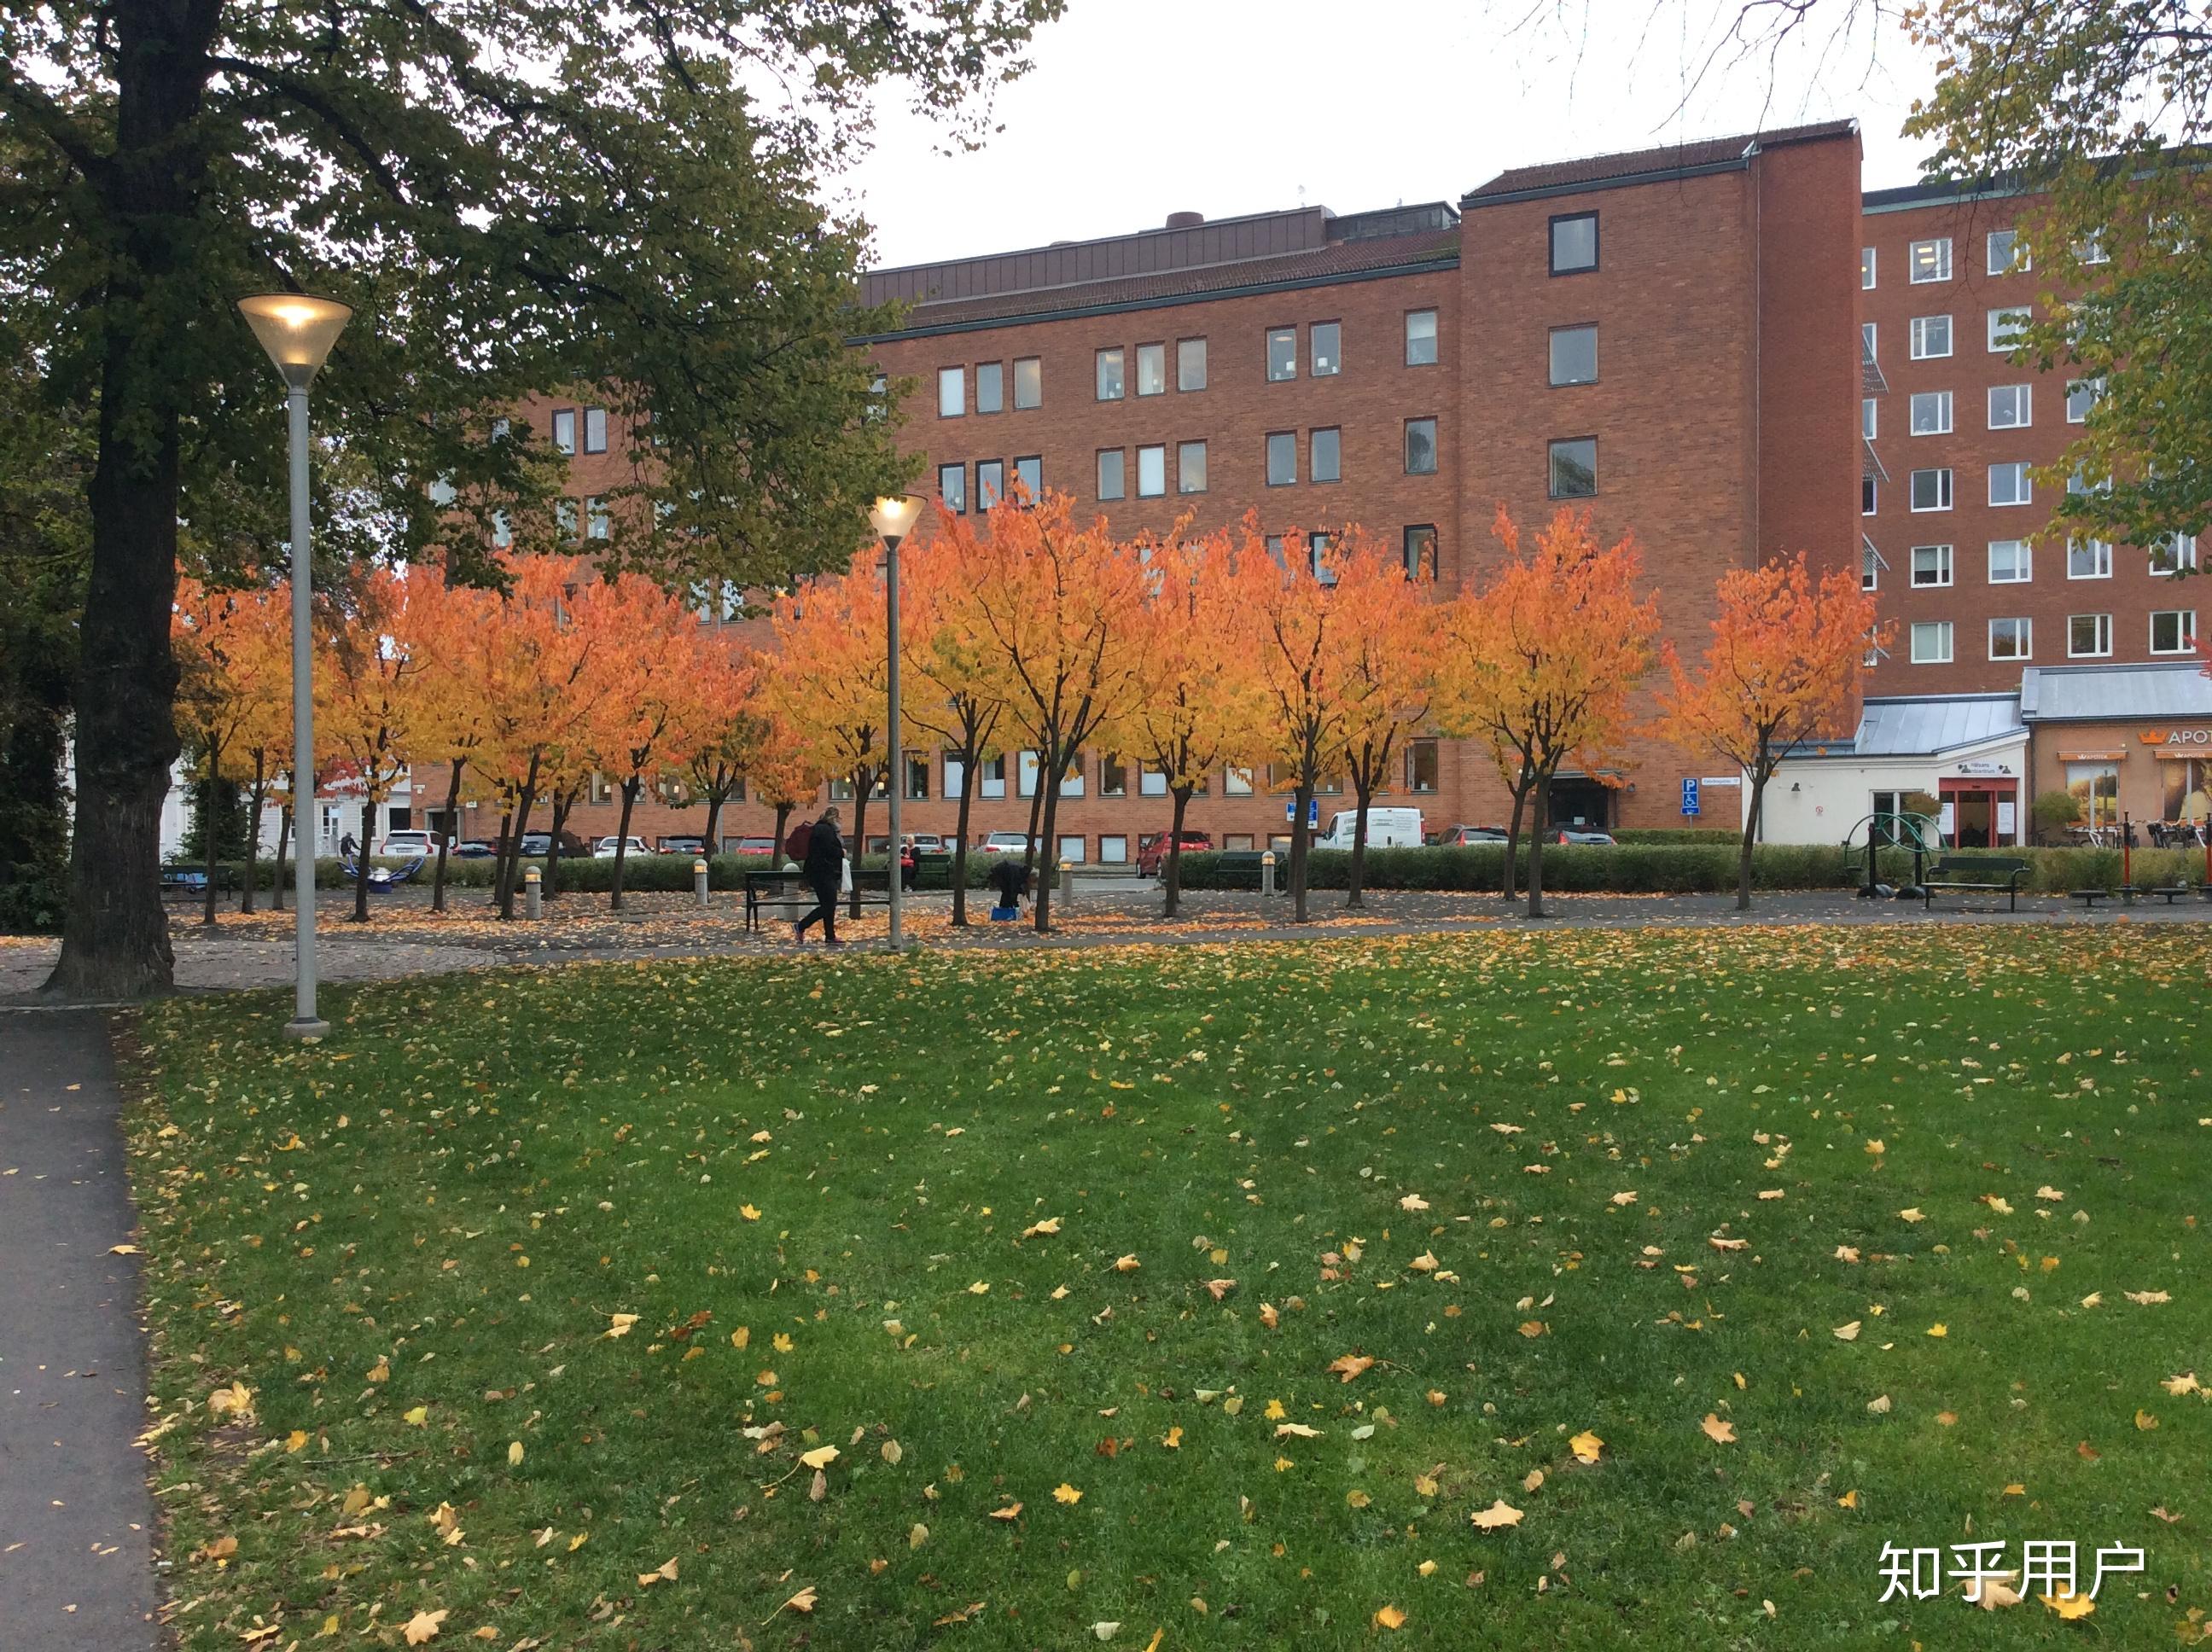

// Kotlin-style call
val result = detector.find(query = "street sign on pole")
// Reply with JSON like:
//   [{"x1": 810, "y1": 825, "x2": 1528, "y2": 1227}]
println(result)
[
  {"x1": 1680, "y1": 777, "x2": 1701, "y2": 817},
  {"x1": 1284, "y1": 796, "x2": 1318, "y2": 827}
]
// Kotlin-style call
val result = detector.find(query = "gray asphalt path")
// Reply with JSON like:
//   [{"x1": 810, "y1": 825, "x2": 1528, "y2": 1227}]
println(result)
[{"x1": 0, "y1": 1009, "x2": 160, "y2": 1650}]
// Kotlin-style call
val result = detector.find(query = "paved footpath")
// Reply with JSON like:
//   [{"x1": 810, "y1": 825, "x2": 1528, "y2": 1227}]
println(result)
[{"x1": 0, "y1": 1009, "x2": 160, "y2": 1651}]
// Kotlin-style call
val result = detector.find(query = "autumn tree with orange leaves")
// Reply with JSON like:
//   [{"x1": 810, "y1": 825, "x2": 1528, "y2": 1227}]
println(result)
[
  {"x1": 1661, "y1": 551, "x2": 1885, "y2": 910},
  {"x1": 405, "y1": 570, "x2": 505, "y2": 912},
  {"x1": 172, "y1": 578, "x2": 288, "y2": 926},
  {"x1": 739, "y1": 702, "x2": 824, "y2": 865},
  {"x1": 1329, "y1": 534, "x2": 1437, "y2": 910},
  {"x1": 1112, "y1": 525, "x2": 1260, "y2": 919},
  {"x1": 1228, "y1": 523, "x2": 1360, "y2": 924},
  {"x1": 901, "y1": 512, "x2": 1012, "y2": 927},
  {"x1": 764, "y1": 555, "x2": 892, "y2": 916},
  {"x1": 958, "y1": 492, "x2": 1150, "y2": 933},
  {"x1": 1436, "y1": 507, "x2": 1660, "y2": 920},
  {"x1": 318, "y1": 568, "x2": 438, "y2": 922}
]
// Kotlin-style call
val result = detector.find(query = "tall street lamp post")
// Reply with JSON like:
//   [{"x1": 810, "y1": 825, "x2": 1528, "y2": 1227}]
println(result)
[
  {"x1": 237, "y1": 293, "x2": 352, "y2": 1038},
  {"x1": 868, "y1": 494, "x2": 923, "y2": 948}
]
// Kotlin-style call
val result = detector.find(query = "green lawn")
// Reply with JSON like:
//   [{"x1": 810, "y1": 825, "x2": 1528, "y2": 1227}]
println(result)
[{"x1": 124, "y1": 925, "x2": 2212, "y2": 1650}]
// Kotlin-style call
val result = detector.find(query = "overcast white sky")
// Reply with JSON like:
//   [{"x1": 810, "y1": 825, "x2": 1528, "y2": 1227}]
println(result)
[{"x1": 836, "y1": 0, "x2": 1936, "y2": 270}]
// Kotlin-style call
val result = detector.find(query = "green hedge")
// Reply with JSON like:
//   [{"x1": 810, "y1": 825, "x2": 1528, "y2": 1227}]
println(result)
[{"x1": 1173, "y1": 843, "x2": 2210, "y2": 896}]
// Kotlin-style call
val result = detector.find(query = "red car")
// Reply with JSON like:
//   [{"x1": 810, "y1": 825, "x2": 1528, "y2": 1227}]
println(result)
[{"x1": 1136, "y1": 829, "x2": 1211, "y2": 877}]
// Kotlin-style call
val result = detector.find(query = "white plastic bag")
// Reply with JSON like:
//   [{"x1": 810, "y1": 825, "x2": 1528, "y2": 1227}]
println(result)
[{"x1": 839, "y1": 855, "x2": 853, "y2": 896}]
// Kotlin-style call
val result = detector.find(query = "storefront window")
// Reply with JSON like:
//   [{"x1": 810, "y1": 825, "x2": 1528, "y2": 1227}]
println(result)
[
  {"x1": 2164, "y1": 758, "x2": 2212, "y2": 823},
  {"x1": 2066, "y1": 761, "x2": 2119, "y2": 829}
]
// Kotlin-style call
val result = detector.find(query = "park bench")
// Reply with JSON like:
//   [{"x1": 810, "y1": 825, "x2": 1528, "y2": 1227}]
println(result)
[
  {"x1": 160, "y1": 864, "x2": 238, "y2": 900},
  {"x1": 1920, "y1": 856, "x2": 2029, "y2": 912},
  {"x1": 911, "y1": 852, "x2": 957, "y2": 890},
  {"x1": 1213, "y1": 850, "x2": 1273, "y2": 889},
  {"x1": 743, "y1": 864, "x2": 893, "y2": 932},
  {"x1": 2069, "y1": 888, "x2": 2115, "y2": 911},
  {"x1": 2139, "y1": 885, "x2": 2192, "y2": 905}
]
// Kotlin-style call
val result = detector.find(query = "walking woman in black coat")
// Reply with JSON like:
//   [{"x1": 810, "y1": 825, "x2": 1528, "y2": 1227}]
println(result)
[{"x1": 793, "y1": 806, "x2": 845, "y2": 945}]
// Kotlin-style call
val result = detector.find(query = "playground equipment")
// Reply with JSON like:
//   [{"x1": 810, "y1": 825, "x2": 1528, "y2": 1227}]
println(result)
[{"x1": 1842, "y1": 811, "x2": 1942, "y2": 899}]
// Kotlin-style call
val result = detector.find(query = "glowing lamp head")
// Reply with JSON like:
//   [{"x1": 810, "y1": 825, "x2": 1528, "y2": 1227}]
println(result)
[
  {"x1": 237, "y1": 292, "x2": 353, "y2": 388},
  {"x1": 868, "y1": 494, "x2": 924, "y2": 547}
]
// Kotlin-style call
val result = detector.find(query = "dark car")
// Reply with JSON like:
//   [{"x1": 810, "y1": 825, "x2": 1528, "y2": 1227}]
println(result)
[
  {"x1": 1554, "y1": 829, "x2": 1616, "y2": 846},
  {"x1": 655, "y1": 835, "x2": 706, "y2": 856},
  {"x1": 1435, "y1": 824, "x2": 1508, "y2": 846},
  {"x1": 510, "y1": 829, "x2": 588, "y2": 858},
  {"x1": 1135, "y1": 829, "x2": 1211, "y2": 877},
  {"x1": 451, "y1": 839, "x2": 498, "y2": 859}
]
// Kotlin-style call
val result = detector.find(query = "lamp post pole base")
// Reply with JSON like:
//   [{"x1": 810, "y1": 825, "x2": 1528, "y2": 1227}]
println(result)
[{"x1": 282, "y1": 1016, "x2": 330, "y2": 1042}]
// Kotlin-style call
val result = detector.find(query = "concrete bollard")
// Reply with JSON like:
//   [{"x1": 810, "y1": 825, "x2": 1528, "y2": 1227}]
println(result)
[
  {"x1": 1260, "y1": 850, "x2": 1278, "y2": 899},
  {"x1": 1058, "y1": 858, "x2": 1074, "y2": 910},
  {"x1": 524, "y1": 865, "x2": 542, "y2": 919},
  {"x1": 693, "y1": 858, "x2": 709, "y2": 907}
]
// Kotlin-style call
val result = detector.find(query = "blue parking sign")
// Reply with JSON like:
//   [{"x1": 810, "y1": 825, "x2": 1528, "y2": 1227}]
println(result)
[{"x1": 1680, "y1": 778, "x2": 1701, "y2": 817}]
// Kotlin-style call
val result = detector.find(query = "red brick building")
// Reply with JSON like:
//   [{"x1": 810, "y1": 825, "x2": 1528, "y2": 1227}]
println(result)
[{"x1": 439, "y1": 121, "x2": 2184, "y2": 861}]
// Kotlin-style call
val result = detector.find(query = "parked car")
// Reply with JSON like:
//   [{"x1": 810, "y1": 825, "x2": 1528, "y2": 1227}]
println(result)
[
  {"x1": 1313, "y1": 807, "x2": 1424, "y2": 851},
  {"x1": 655, "y1": 835, "x2": 706, "y2": 856},
  {"x1": 975, "y1": 831, "x2": 1033, "y2": 856},
  {"x1": 1435, "y1": 824, "x2": 1508, "y2": 846},
  {"x1": 511, "y1": 830, "x2": 588, "y2": 858},
  {"x1": 1135, "y1": 829, "x2": 1211, "y2": 876},
  {"x1": 726, "y1": 835, "x2": 778, "y2": 858},
  {"x1": 375, "y1": 829, "x2": 449, "y2": 858},
  {"x1": 592, "y1": 835, "x2": 655, "y2": 858},
  {"x1": 451, "y1": 839, "x2": 498, "y2": 859},
  {"x1": 1554, "y1": 829, "x2": 1616, "y2": 846}
]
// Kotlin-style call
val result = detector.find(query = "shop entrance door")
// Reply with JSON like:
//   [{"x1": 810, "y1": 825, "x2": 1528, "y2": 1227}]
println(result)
[{"x1": 1939, "y1": 778, "x2": 2017, "y2": 848}]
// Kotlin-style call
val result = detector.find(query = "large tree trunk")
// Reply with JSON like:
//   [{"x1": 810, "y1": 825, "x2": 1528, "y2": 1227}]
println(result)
[
  {"x1": 44, "y1": 6, "x2": 218, "y2": 999},
  {"x1": 271, "y1": 802, "x2": 291, "y2": 913},
  {"x1": 201, "y1": 753, "x2": 224, "y2": 929},
  {"x1": 352, "y1": 797, "x2": 374, "y2": 922},
  {"x1": 951, "y1": 752, "x2": 977, "y2": 926},
  {"x1": 1033, "y1": 767, "x2": 1062, "y2": 932},
  {"x1": 241, "y1": 753, "x2": 265, "y2": 916},
  {"x1": 432, "y1": 757, "x2": 463, "y2": 914},
  {"x1": 1502, "y1": 769, "x2": 1533, "y2": 900},
  {"x1": 1345, "y1": 774, "x2": 1375, "y2": 911},
  {"x1": 1164, "y1": 784, "x2": 1193, "y2": 920},
  {"x1": 1526, "y1": 775, "x2": 1551, "y2": 920},
  {"x1": 496, "y1": 754, "x2": 541, "y2": 920},
  {"x1": 542, "y1": 791, "x2": 574, "y2": 898},
  {"x1": 1289, "y1": 774, "x2": 1314, "y2": 923},
  {"x1": 847, "y1": 770, "x2": 871, "y2": 920},
  {"x1": 611, "y1": 778, "x2": 638, "y2": 910}
]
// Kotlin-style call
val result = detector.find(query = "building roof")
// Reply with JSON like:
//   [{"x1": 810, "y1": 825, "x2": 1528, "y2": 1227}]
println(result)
[
  {"x1": 1854, "y1": 692, "x2": 2025, "y2": 757},
  {"x1": 1462, "y1": 119, "x2": 1858, "y2": 207},
  {"x1": 2019, "y1": 661, "x2": 2212, "y2": 721}
]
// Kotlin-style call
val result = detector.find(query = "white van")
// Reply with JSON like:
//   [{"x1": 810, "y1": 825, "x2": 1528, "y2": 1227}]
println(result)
[{"x1": 1313, "y1": 807, "x2": 1424, "y2": 850}]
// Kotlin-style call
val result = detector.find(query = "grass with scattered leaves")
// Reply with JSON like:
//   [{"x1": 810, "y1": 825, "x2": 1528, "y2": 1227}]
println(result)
[{"x1": 125, "y1": 923, "x2": 2211, "y2": 1649}]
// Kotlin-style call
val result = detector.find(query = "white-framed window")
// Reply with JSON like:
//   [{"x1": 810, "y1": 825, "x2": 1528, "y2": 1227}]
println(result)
[
  {"x1": 2151, "y1": 609, "x2": 2197, "y2": 654},
  {"x1": 943, "y1": 756, "x2": 966, "y2": 799},
  {"x1": 1988, "y1": 617, "x2": 2033, "y2": 660},
  {"x1": 2069, "y1": 613, "x2": 2113, "y2": 657},
  {"x1": 1910, "y1": 468, "x2": 1953, "y2": 512},
  {"x1": 1987, "y1": 229, "x2": 2027, "y2": 275},
  {"x1": 1016, "y1": 749, "x2": 1038, "y2": 798},
  {"x1": 1861, "y1": 539, "x2": 1883, "y2": 590},
  {"x1": 583, "y1": 406, "x2": 608, "y2": 453},
  {"x1": 1910, "y1": 544, "x2": 1953, "y2": 587},
  {"x1": 1138, "y1": 765, "x2": 1167, "y2": 797},
  {"x1": 1863, "y1": 475, "x2": 1877, "y2": 516},
  {"x1": 550, "y1": 407, "x2": 577, "y2": 453},
  {"x1": 1909, "y1": 315, "x2": 1953, "y2": 359},
  {"x1": 1224, "y1": 766, "x2": 1254, "y2": 796},
  {"x1": 2068, "y1": 464, "x2": 2110, "y2": 499},
  {"x1": 1910, "y1": 620, "x2": 1953, "y2": 664},
  {"x1": 1862, "y1": 398, "x2": 1877, "y2": 439},
  {"x1": 1909, "y1": 390, "x2": 1952, "y2": 435},
  {"x1": 1988, "y1": 308, "x2": 2029, "y2": 351},
  {"x1": 2151, "y1": 533, "x2": 2198, "y2": 576},
  {"x1": 1861, "y1": 322, "x2": 1877, "y2": 363},
  {"x1": 1988, "y1": 539, "x2": 2031, "y2": 584},
  {"x1": 1988, "y1": 462, "x2": 2032, "y2": 507},
  {"x1": 979, "y1": 754, "x2": 1007, "y2": 799},
  {"x1": 2075, "y1": 231, "x2": 2109, "y2": 265},
  {"x1": 1908, "y1": 237, "x2": 1953, "y2": 282},
  {"x1": 1988, "y1": 384, "x2": 2031, "y2": 428},
  {"x1": 1860, "y1": 247, "x2": 1877, "y2": 289},
  {"x1": 1136, "y1": 444, "x2": 1166, "y2": 497},
  {"x1": 1405, "y1": 309, "x2": 1438, "y2": 366},
  {"x1": 1099, "y1": 834, "x2": 1129, "y2": 864},
  {"x1": 2067, "y1": 538, "x2": 2112, "y2": 579},
  {"x1": 937, "y1": 366, "x2": 964, "y2": 417},
  {"x1": 2066, "y1": 378, "x2": 2102, "y2": 423}
]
